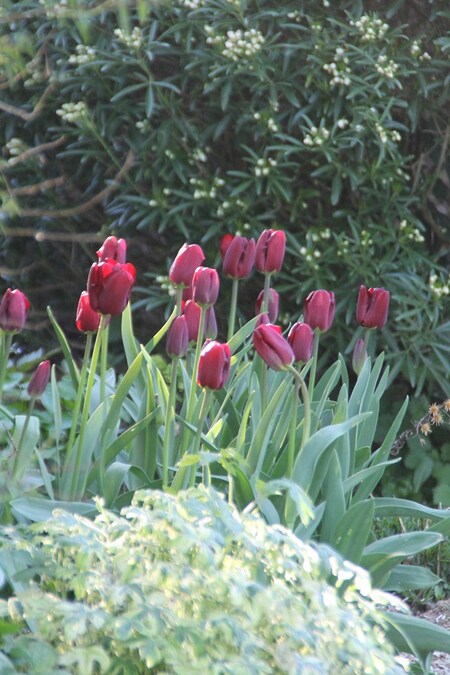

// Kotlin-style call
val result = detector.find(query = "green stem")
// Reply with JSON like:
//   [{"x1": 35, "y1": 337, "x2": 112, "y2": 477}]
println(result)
[
  {"x1": 11, "y1": 398, "x2": 35, "y2": 482},
  {"x1": 186, "y1": 306, "x2": 207, "y2": 420},
  {"x1": 307, "y1": 332, "x2": 320, "y2": 401},
  {"x1": 287, "y1": 364, "x2": 311, "y2": 451},
  {"x1": 162, "y1": 357, "x2": 179, "y2": 489},
  {"x1": 0, "y1": 332, "x2": 13, "y2": 404},
  {"x1": 188, "y1": 388, "x2": 212, "y2": 488},
  {"x1": 364, "y1": 327, "x2": 372, "y2": 352},
  {"x1": 100, "y1": 323, "x2": 109, "y2": 405},
  {"x1": 261, "y1": 274, "x2": 272, "y2": 314},
  {"x1": 65, "y1": 331, "x2": 94, "y2": 462},
  {"x1": 175, "y1": 286, "x2": 184, "y2": 316},
  {"x1": 287, "y1": 376, "x2": 300, "y2": 477},
  {"x1": 227, "y1": 279, "x2": 239, "y2": 342}
]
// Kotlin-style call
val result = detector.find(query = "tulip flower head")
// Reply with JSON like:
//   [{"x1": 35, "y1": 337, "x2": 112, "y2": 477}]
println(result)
[
  {"x1": 27, "y1": 360, "x2": 51, "y2": 399},
  {"x1": 197, "y1": 340, "x2": 231, "y2": 390},
  {"x1": 75, "y1": 291, "x2": 102, "y2": 333},
  {"x1": 222, "y1": 236, "x2": 256, "y2": 279},
  {"x1": 304, "y1": 290, "x2": 335, "y2": 333},
  {"x1": 255, "y1": 229, "x2": 286, "y2": 275},
  {"x1": 183, "y1": 300, "x2": 202, "y2": 342},
  {"x1": 204, "y1": 306, "x2": 218, "y2": 340},
  {"x1": 166, "y1": 315, "x2": 189, "y2": 359},
  {"x1": 253, "y1": 323, "x2": 294, "y2": 371},
  {"x1": 356, "y1": 285, "x2": 390, "y2": 329},
  {"x1": 219, "y1": 234, "x2": 234, "y2": 260},
  {"x1": 87, "y1": 260, "x2": 136, "y2": 316},
  {"x1": 97, "y1": 236, "x2": 127, "y2": 263},
  {"x1": 255, "y1": 288, "x2": 279, "y2": 323},
  {"x1": 288, "y1": 322, "x2": 315, "y2": 363},
  {"x1": 0, "y1": 288, "x2": 30, "y2": 333},
  {"x1": 169, "y1": 243, "x2": 205, "y2": 288},
  {"x1": 192, "y1": 266, "x2": 220, "y2": 308}
]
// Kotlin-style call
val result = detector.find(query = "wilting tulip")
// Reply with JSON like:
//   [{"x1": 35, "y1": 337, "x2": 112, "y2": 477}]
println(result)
[
  {"x1": 220, "y1": 234, "x2": 234, "y2": 260},
  {"x1": 87, "y1": 260, "x2": 136, "y2": 316},
  {"x1": 352, "y1": 338, "x2": 367, "y2": 375},
  {"x1": 288, "y1": 322, "x2": 315, "y2": 363},
  {"x1": 192, "y1": 267, "x2": 220, "y2": 308},
  {"x1": 356, "y1": 285, "x2": 390, "y2": 329},
  {"x1": 27, "y1": 360, "x2": 51, "y2": 398},
  {"x1": 166, "y1": 315, "x2": 188, "y2": 359},
  {"x1": 169, "y1": 243, "x2": 205, "y2": 288},
  {"x1": 304, "y1": 290, "x2": 335, "y2": 333},
  {"x1": 255, "y1": 229, "x2": 286, "y2": 274},
  {"x1": 255, "y1": 288, "x2": 279, "y2": 323},
  {"x1": 0, "y1": 288, "x2": 30, "y2": 333},
  {"x1": 197, "y1": 340, "x2": 231, "y2": 390},
  {"x1": 75, "y1": 291, "x2": 102, "y2": 333},
  {"x1": 97, "y1": 236, "x2": 127, "y2": 263},
  {"x1": 253, "y1": 323, "x2": 294, "y2": 371},
  {"x1": 223, "y1": 236, "x2": 256, "y2": 279}
]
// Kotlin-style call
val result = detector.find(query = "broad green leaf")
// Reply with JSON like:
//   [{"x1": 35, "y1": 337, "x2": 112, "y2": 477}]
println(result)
[
  {"x1": 10, "y1": 497, "x2": 95, "y2": 522},
  {"x1": 373, "y1": 497, "x2": 450, "y2": 523},
  {"x1": 383, "y1": 565, "x2": 441, "y2": 592},
  {"x1": 383, "y1": 610, "x2": 450, "y2": 661},
  {"x1": 121, "y1": 302, "x2": 140, "y2": 367},
  {"x1": 319, "y1": 450, "x2": 346, "y2": 541},
  {"x1": 331, "y1": 499, "x2": 374, "y2": 564},
  {"x1": 363, "y1": 531, "x2": 443, "y2": 557},
  {"x1": 11, "y1": 415, "x2": 40, "y2": 483}
]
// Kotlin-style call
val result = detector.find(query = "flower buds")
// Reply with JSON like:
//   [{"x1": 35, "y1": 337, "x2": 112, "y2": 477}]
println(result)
[
  {"x1": 255, "y1": 288, "x2": 279, "y2": 323},
  {"x1": 287, "y1": 322, "x2": 315, "y2": 363},
  {"x1": 27, "y1": 360, "x2": 51, "y2": 399},
  {"x1": 166, "y1": 315, "x2": 188, "y2": 359},
  {"x1": 197, "y1": 340, "x2": 231, "y2": 390},
  {"x1": 75, "y1": 291, "x2": 102, "y2": 333},
  {"x1": 304, "y1": 290, "x2": 335, "y2": 333},
  {"x1": 192, "y1": 267, "x2": 220, "y2": 308},
  {"x1": 97, "y1": 236, "x2": 127, "y2": 263},
  {"x1": 222, "y1": 236, "x2": 256, "y2": 280},
  {"x1": 352, "y1": 338, "x2": 367, "y2": 375},
  {"x1": 87, "y1": 260, "x2": 136, "y2": 316},
  {"x1": 0, "y1": 288, "x2": 30, "y2": 333},
  {"x1": 169, "y1": 243, "x2": 205, "y2": 288},
  {"x1": 255, "y1": 229, "x2": 286, "y2": 275},
  {"x1": 253, "y1": 323, "x2": 294, "y2": 371},
  {"x1": 356, "y1": 286, "x2": 390, "y2": 329}
]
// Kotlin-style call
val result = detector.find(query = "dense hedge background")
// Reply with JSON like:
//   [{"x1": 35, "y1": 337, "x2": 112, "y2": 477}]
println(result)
[{"x1": 0, "y1": 0, "x2": 449, "y2": 501}]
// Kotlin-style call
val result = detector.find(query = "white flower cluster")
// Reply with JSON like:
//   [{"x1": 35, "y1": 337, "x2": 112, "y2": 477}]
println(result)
[
  {"x1": 375, "y1": 122, "x2": 401, "y2": 145},
  {"x1": 206, "y1": 26, "x2": 264, "y2": 61},
  {"x1": 254, "y1": 157, "x2": 277, "y2": 177},
  {"x1": 190, "y1": 176, "x2": 225, "y2": 199},
  {"x1": 253, "y1": 112, "x2": 279, "y2": 133},
  {"x1": 287, "y1": 10, "x2": 302, "y2": 21},
  {"x1": 399, "y1": 220, "x2": 425, "y2": 243},
  {"x1": 56, "y1": 101, "x2": 87, "y2": 124},
  {"x1": 303, "y1": 126, "x2": 330, "y2": 146},
  {"x1": 68, "y1": 44, "x2": 96, "y2": 66},
  {"x1": 298, "y1": 230, "x2": 332, "y2": 270},
  {"x1": 350, "y1": 15, "x2": 389, "y2": 43},
  {"x1": 179, "y1": 0, "x2": 205, "y2": 8},
  {"x1": 323, "y1": 47, "x2": 351, "y2": 87},
  {"x1": 156, "y1": 275, "x2": 176, "y2": 296},
  {"x1": 410, "y1": 40, "x2": 432, "y2": 62},
  {"x1": 429, "y1": 273, "x2": 450, "y2": 299},
  {"x1": 114, "y1": 27, "x2": 143, "y2": 50},
  {"x1": 136, "y1": 119, "x2": 149, "y2": 134},
  {"x1": 38, "y1": 0, "x2": 67, "y2": 18},
  {"x1": 216, "y1": 197, "x2": 245, "y2": 218},
  {"x1": 375, "y1": 54, "x2": 398, "y2": 79},
  {"x1": 5, "y1": 137, "x2": 27, "y2": 157},
  {"x1": 360, "y1": 229, "x2": 374, "y2": 247},
  {"x1": 336, "y1": 118, "x2": 349, "y2": 130},
  {"x1": 192, "y1": 147, "x2": 208, "y2": 163}
]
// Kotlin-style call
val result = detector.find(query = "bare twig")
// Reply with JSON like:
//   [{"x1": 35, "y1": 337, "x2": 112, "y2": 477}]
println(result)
[
  {"x1": 0, "y1": 228, "x2": 104, "y2": 243},
  {"x1": 5, "y1": 135, "x2": 67, "y2": 168},
  {"x1": 0, "y1": 81, "x2": 57, "y2": 121},
  {"x1": 7, "y1": 176, "x2": 66, "y2": 197}
]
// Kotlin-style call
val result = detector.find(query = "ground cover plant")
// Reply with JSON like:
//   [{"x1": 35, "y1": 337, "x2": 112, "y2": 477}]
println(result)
[{"x1": 0, "y1": 230, "x2": 450, "y2": 671}]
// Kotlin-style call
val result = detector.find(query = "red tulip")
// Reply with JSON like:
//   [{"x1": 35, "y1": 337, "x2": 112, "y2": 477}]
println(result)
[
  {"x1": 183, "y1": 300, "x2": 202, "y2": 342},
  {"x1": 0, "y1": 288, "x2": 30, "y2": 333},
  {"x1": 166, "y1": 315, "x2": 188, "y2": 358},
  {"x1": 304, "y1": 290, "x2": 335, "y2": 333},
  {"x1": 204, "y1": 306, "x2": 218, "y2": 339},
  {"x1": 288, "y1": 322, "x2": 315, "y2": 363},
  {"x1": 356, "y1": 286, "x2": 390, "y2": 329},
  {"x1": 253, "y1": 323, "x2": 294, "y2": 371},
  {"x1": 75, "y1": 291, "x2": 102, "y2": 333},
  {"x1": 222, "y1": 236, "x2": 256, "y2": 279},
  {"x1": 220, "y1": 234, "x2": 234, "y2": 260},
  {"x1": 255, "y1": 229, "x2": 286, "y2": 274},
  {"x1": 97, "y1": 236, "x2": 127, "y2": 263},
  {"x1": 169, "y1": 243, "x2": 205, "y2": 288},
  {"x1": 87, "y1": 260, "x2": 136, "y2": 316},
  {"x1": 197, "y1": 340, "x2": 231, "y2": 390},
  {"x1": 255, "y1": 312, "x2": 271, "y2": 328},
  {"x1": 192, "y1": 266, "x2": 220, "y2": 308},
  {"x1": 255, "y1": 288, "x2": 279, "y2": 323},
  {"x1": 27, "y1": 360, "x2": 51, "y2": 398}
]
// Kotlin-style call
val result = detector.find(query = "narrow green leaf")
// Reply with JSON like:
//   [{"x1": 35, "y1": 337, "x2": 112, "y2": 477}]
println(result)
[
  {"x1": 383, "y1": 610, "x2": 450, "y2": 661},
  {"x1": 47, "y1": 306, "x2": 79, "y2": 389}
]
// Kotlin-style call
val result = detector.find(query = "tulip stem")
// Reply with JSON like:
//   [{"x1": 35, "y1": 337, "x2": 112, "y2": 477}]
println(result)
[
  {"x1": 189, "y1": 388, "x2": 212, "y2": 488},
  {"x1": 186, "y1": 306, "x2": 206, "y2": 420},
  {"x1": 364, "y1": 328, "x2": 372, "y2": 352},
  {"x1": 261, "y1": 274, "x2": 272, "y2": 314},
  {"x1": 307, "y1": 333, "x2": 320, "y2": 402},
  {"x1": 11, "y1": 398, "x2": 36, "y2": 483},
  {"x1": 162, "y1": 357, "x2": 179, "y2": 489},
  {"x1": 287, "y1": 376, "x2": 300, "y2": 477},
  {"x1": 227, "y1": 279, "x2": 239, "y2": 342},
  {"x1": 64, "y1": 331, "x2": 94, "y2": 466},
  {"x1": 175, "y1": 286, "x2": 183, "y2": 316},
  {"x1": 0, "y1": 332, "x2": 13, "y2": 404},
  {"x1": 100, "y1": 323, "x2": 109, "y2": 405},
  {"x1": 287, "y1": 364, "x2": 311, "y2": 451}
]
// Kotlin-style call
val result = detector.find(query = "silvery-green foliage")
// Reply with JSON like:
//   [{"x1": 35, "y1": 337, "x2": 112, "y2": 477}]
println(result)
[{"x1": 0, "y1": 487, "x2": 408, "y2": 674}]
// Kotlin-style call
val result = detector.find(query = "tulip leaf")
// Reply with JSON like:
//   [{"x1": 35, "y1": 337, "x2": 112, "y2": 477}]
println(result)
[
  {"x1": 228, "y1": 315, "x2": 258, "y2": 355},
  {"x1": 373, "y1": 496, "x2": 450, "y2": 523},
  {"x1": 382, "y1": 610, "x2": 450, "y2": 663},
  {"x1": 10, "y1": 497, "x2": 96, "y2": 522},
  {"x1": 142, "y1": 306, "x2": 177, "y2": 354},
  {"x1": 10, "y1": 415, "x2": 40, "y2": 484},
  {"x1": 330, "y1": 498, "x2": 374, "y2": 564},
  {"x1": 47, "y1": 306, "x2": 79, "y2": 390},
  {"x1": 319, "y1": 450, "x2": 346, "y2": 541},
  {"x1": 383, "y1": 565, "x2": 441, "y2": 592},
  {"x1": 121, "y1": 302, "x2": 140, "y2": 367}
]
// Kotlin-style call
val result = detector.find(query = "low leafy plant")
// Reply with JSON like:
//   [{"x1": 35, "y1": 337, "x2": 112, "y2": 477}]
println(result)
[{"x1": 0, "y1": 486, "x2": 434, "y2": 674}]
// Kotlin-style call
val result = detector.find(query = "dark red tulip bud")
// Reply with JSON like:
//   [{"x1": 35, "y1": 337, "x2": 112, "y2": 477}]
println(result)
[
  {"x1": 287, "y1": 322, "x2": 315, "y2": 363},
  {"x1": 222, "y1": 236, "x2": 256, "y2": 279},
  {"x1": 169, "y1": 243, "x2": 205, "y2": 288},
  {"x1": 220, "y1": 234, "x2": 234, "y2": 260},
  {"x1": 0, "y1": 288, "x2": 30, "y2": 333},
  {"x1": 192, "y1": 267, "x2": 220, "y2": 308},
  {"x1": 255, "y1": 288, "x2": 279, "y2": 323},
  {"x1": 356, "y1": 285, "x2": 390, "y2": 329},
  {"x1": 97, "y1": 236, "x2": 127, "y2": 263},
  {"x1": 255, "y1": 312, "x2": 271, "y2": 328},
  {"x1": 304, "y1": 290, "x2": 335, "y2": 333},
  {"x1": 205, "y1": 306, "x2": 218, "y2": 339},
  {"x1": 255, "y1": 229, "x2": 286, "y2": 274},
  {"x1": 166, "y1": 315, "x2": 188, "y2": 358},
  {"x1": 27, "y1": 360, "x2": 51, "y2": 398},
  {"x1": 352, "y1": 338, "x2": 367, "y2": 375},
  {"x1": 87, "y1": 260, "x2": 136, "y2": 316},
  {"x1": 253, "y1": 323, "x2": 294, "y2": 371},
  {"x1": 75, "y1": 291, "x2": 102, "y2": 333},
  {"x1": 197, "y1": 340, "x2": 231, "y2": 390},
  {"x1": 183, "y1": 300, "x2": 202, "y2": 342}
]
